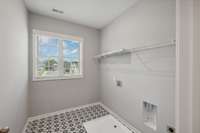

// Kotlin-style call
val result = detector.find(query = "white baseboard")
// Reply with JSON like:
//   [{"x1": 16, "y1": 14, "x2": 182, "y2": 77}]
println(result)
[{"x1": 22, "y1": 102, "x2": 141, "y2": 133}]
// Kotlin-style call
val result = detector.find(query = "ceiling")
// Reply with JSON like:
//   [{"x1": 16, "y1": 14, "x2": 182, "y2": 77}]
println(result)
[{"x1": 24, "y1": 0, "x2": 138, "y2": 29}]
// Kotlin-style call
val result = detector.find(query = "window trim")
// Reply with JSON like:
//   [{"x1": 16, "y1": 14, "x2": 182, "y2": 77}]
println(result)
[{"x1": 32, "y1": 29, "x2": 84, "y2": 81}]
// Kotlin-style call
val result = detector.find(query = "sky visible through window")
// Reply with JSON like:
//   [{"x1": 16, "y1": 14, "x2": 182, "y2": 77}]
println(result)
[
  {"x1": 39, "y1": 35, "x2": 80, "y2": 62},
  {"x1": 64, "y1": 40, "x2": 80, "y2": 62},
  {"x1": 34, "y1": 32, "x2": 82, "y2": 79}
]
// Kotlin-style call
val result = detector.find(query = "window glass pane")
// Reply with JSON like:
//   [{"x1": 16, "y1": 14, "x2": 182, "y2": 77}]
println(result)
[
  {"x1": 37, "y1": 35, "x2": 59, "y2": 77},
  {"x1": 63, "y1": 40, "x2": 80, "y2": 75}
]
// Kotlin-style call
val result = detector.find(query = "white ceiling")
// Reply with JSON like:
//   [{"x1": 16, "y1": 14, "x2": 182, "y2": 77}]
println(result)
[{"x1": 24, "y1": 0, "x2": 138, "y2": 29}]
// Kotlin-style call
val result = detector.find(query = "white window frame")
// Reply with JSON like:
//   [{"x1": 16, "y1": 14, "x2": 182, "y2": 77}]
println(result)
[{"x1": 32, "y1": 29, "x2": 84, "y2": 81}]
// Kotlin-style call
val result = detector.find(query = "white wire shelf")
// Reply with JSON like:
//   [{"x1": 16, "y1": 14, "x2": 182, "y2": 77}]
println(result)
[
  {"x1": 94, "y1": 40, "x2": 176, "y2": 60},
  {"x1": 94, "y1": 48, "x2": 130, "y2": 59}
]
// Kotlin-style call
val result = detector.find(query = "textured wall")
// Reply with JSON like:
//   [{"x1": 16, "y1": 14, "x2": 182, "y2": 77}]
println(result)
[
  {"x1": 0, "y1": 0, "x2": 29, "y2": 133},
  {"x1": 100, "y1": 0, "x2": 175, "y2": 133},
  {"x1": 29, "y1": 13, "x2": 100, "y2": 116}
]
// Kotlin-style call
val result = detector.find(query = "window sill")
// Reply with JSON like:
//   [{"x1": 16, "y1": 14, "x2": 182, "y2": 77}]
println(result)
[{"x1": 32, "y1": 75, "x2": 83, "y2": 82}]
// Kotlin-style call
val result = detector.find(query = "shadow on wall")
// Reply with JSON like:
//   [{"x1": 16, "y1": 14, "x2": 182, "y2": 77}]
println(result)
[{"x1": 100, "y1": 46, "x2": 175, "y2": 76}]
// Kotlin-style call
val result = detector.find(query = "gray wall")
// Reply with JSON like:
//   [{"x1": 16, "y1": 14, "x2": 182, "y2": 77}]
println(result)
[
  {"x1": 176, "y1": 0, "x2": 193, "y2": 132},
  {"x1": 29, "y1": 13, "x2": 100, "y2": 116},
  {"x1": 100, "y1": 0, "x2": 175, "y2": 133},
  {"x1": 193, "y1": 0, "x2": 200, "y2": 132},
  {"x1": 0, "y1": 0, "x2": 29, "y2": 133}
]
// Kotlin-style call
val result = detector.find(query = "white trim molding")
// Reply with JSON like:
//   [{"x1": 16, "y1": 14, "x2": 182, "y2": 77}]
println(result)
[
  {"x1": 32, "y1": 29, "x2": 84, "y2": 81},
  {"x1": 176, "y1": 0, "x2": 194, "y2": 133}
]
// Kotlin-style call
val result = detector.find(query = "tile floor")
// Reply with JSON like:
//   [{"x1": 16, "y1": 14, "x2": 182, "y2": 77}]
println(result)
[{"x1": 24, "y1": 104, "x2": 109, "y2": 133}]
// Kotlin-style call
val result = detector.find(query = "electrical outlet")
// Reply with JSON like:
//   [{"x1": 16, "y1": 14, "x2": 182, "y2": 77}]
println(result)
[
  {"x1": 113, "y1": 76, "x2": 122, "y2": 87},
  {"x1": 116, "y1": 80, "x2": 122, "y2": 87}
]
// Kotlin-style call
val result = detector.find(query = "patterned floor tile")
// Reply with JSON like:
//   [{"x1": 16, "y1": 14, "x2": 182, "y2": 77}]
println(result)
[{"x1": 24, "y1": 104, "x2": 109, "y2": 133}]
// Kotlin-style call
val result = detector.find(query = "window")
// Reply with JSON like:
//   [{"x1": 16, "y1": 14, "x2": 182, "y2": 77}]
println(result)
[{"x1": 33, "y1": 30, "x2": 83, "y2": 81}]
